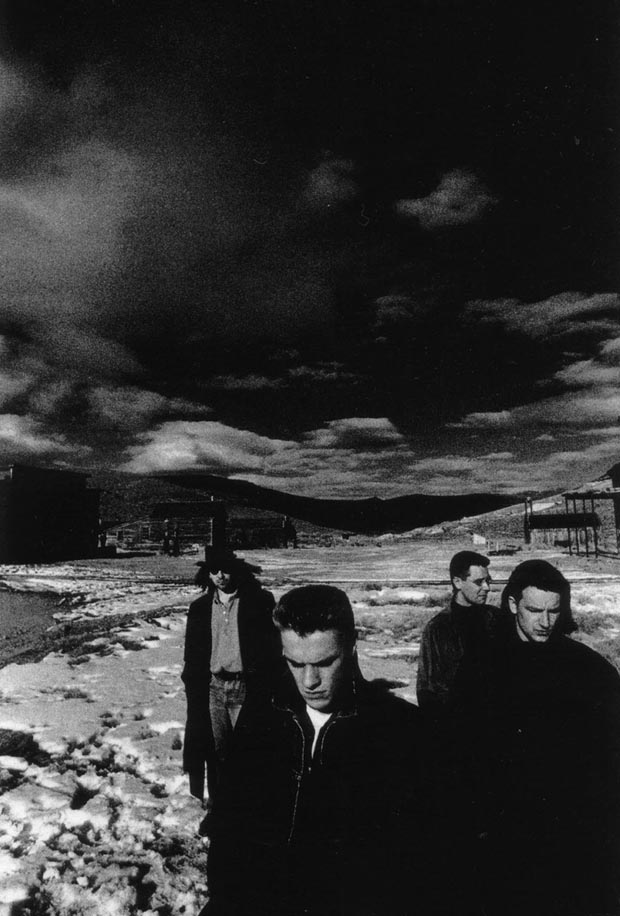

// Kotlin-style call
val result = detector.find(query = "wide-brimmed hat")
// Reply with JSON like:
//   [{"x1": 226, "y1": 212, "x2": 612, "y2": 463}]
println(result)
[{"x1": 197, "y1": 548, "x2": 238, "y2": 573}]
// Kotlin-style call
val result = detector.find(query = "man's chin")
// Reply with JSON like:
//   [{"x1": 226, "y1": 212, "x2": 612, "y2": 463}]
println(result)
[{"x1": 305, "y1": 696, "x2": 332, "y2": 712}]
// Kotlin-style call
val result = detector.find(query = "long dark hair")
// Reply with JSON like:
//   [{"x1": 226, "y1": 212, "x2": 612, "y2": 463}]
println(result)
[
  {"x1": 500, "y1": 559, "x2": 576, "y2": 635},
  {"x1": 194, "y1": 549, "x2": 263, "y2": 592}
]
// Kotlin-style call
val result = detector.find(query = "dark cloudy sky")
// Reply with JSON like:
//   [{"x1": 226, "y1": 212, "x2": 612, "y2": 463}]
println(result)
[{"x1": 0, "y1": 0, "x2": 618, "y2": 497}]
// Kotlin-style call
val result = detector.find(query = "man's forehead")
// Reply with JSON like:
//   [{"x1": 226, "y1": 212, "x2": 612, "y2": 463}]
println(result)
[
  {"x1": 465, "y1": 565, "x2": 489, "y2": 580},
  {"x1": 519, "y1": 585, "x2": 561, "y2": 608},
  {"x1": 280, "y1": 628, "x2": 347, "y2": 662}
]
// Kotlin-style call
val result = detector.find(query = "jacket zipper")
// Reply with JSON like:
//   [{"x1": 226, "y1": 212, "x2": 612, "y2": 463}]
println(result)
[{"x1": 287, "y1": 714, "x2": 306, "y2": 844}]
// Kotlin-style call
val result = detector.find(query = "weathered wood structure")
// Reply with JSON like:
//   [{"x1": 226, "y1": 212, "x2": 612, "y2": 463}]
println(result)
[
  {"x1": 109, "y1": 501, "x2": 295, "y2": 552},
  {"x1": 524, "y1": 496, "x2": 602, "y2": 556},
  {"x1": 0, "y1": 464, "x2": 100, "y2": 563}
]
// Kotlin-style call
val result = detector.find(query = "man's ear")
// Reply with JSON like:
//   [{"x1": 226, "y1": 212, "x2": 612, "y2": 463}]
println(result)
[
  {"x1": 452, "y1": 576, "x2": 462, "y2": 592},
  {"x1": 508, "y1": 595, "x2": 517, "y2": 615}
]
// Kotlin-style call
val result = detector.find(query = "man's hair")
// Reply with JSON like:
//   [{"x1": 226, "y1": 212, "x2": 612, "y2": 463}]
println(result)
[
  {"x1": 274, "y1": 585, "x2": 356, "y2": 642},
  {"x1": 500, "y1": 559, "x2": 576, "y2": 634},
  {"x1": 449, "y1": 550, "x2": 490, "y2": 582},
  {"x1": 194, "y1": 549, "x2": 262, "y2": 591}
]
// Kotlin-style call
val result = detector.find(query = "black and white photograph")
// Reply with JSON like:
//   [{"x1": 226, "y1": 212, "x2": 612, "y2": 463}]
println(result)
[{"x1": 0, "y1": 0, "x2": 618, "y2": 912}]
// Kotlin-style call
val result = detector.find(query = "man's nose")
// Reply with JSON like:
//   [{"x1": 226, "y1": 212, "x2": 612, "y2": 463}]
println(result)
[
  {"x1": 481, "y1": 580, "x2": 490, "y2": 591},
  {"x1": 541, "y1": 610, "x2": 550, "y2": 628},
  {"x1": 302, "y1": 666, "x2": 320, "y2": 690}
]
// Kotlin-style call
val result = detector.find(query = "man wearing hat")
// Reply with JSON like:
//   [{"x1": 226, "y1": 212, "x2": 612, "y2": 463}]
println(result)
[{"x1": 181, "y1": 548, "x2": 278, "y2": 812}]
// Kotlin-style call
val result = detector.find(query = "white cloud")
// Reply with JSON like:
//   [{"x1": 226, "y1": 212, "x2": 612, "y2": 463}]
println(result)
[
  {"x1": 466, "y1": 291, "x2": 619, "y2": 341},
  {"x1": 395, "y1": 169, "x2": 497, "y2": 230},
  {"x1": 88, "y1": 387, "x2": 211, "y2": 429},
  {"x1": 455, "y1": 388, "x2": 620, "y2": 430},
  {"x1": 304, "y1": 417, "x2": 405, "y2": 449},
  {"x1": 0, "y1": 369, "x2": 34, "y2": 406},
  {"x1": 123, "y1": 421, "x2": 294, "y2": 473},
  {"x1": 0, "y1": 414, "x2": 86, "y2": 459}
]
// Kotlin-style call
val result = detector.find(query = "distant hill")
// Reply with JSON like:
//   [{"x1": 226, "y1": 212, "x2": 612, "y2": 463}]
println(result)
[{"x1": 150, "y1": 473, "x2": 519, "y2": 535}]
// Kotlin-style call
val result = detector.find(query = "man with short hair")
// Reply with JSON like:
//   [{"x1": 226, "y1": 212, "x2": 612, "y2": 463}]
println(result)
[
  {"x1": 202, "y1": 584, "x2": 434, "y2": 916},
  {"x1": 416, "y1": 550, "x2": 506, "y2": 709},
  {"x1": 465, "y1": 560, "x2": 620, "y2": 916}
]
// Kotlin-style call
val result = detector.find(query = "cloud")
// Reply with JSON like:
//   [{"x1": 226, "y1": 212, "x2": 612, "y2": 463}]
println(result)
[
  {"x1": 466, "y1": 291, "x2": 620, "y2": 341},
  {"x1": 0, "y1": 51, "x2": 355, "y2": 422},
  {"x1": 123, "y1": 421, "x2": 295, "y2": 474},
  {"x1": 87, "y1": 387, "x2": 212, "y2": 430},
  {"x1": 395, "y1": 169, "x2": 497, "y2": 229},
  {"x1": 0, "y1": 414, "x2": 86, "y2": 460},
  {"x1": 288, "y1": 364, "x2": 361, "y2": 384},
  {"x1": 302, "y1": 155, "x2": 359, "y2": 211},
  {"x1": 0, "y1": 369, "x2": 34, "y2": 407},
  {"x1": 304, "y1": 418, "x2": 405, "y2": 449},
  {"x1": 121, "y1": 415, "x2": 411, "y2": 495},
  {"x1": 552, "y1": 334, "x2": 620, "y2": 389},
  {"x1": 206, "y1": 375, "x2": 284, "y2": 391},
  {"x1": 455, "y1": 388, "x2": 620, "y2": 430}
]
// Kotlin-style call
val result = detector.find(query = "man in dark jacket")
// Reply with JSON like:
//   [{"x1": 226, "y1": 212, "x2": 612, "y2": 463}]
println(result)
[
  {"x1": 416, "y1": 550, "x2": 510, "y2": 710},
  {"x1": 181, "y1": 548, "x2": 278, "y2": 806},
  {"x1": 202, "y1": 584, "x2": 435, "y2": 916},
  {"x1": 459, "y1": 560, "x2": 620, "y2": 916}
]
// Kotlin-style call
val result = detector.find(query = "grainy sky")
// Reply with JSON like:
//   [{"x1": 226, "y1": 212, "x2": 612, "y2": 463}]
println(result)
[{"x1": 0, "y1": 0, "x2": 618, "y2": 497}]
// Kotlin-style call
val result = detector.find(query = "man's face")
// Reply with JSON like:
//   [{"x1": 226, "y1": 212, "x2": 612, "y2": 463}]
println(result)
[
  {"x1": 453, "y1": 565, "x2": 491, "y2": 606},
  {"x1": 280, "y1": 628, "x2": 352, "y2": 713},
  {"x1": 209, "y1": 568, "x2": 235, "y2": 592},
  {"x1": 509, "y1": 585, "x2": 561, "y2": 643}
]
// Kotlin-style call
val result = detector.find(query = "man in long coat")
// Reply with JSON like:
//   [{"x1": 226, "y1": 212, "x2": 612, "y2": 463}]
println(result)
[{"x1": 181, "y1": 548, "x2": 278, "y2": 806}]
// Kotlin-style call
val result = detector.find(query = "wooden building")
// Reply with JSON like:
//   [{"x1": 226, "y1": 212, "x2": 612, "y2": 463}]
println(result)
[
  {"x1": 108, "y1": 501, "x2": 296, "y2": 552},
  {"x1": 0, "y1": 464, "x2": 100, "y2": 563}
]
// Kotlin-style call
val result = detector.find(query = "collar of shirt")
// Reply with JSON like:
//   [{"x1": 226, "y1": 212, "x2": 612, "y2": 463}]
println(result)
[{"x1": 214, "y1": 588, "x2": 239, "y2": 606}]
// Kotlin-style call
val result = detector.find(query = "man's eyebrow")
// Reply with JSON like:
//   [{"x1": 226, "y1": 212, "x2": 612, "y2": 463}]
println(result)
[
  {"x1": 284, "y1": 653, "x2": 340, "y2": 667},
  {"x1": 524, "y1": 604, "x2": 560, "y2": 612}
]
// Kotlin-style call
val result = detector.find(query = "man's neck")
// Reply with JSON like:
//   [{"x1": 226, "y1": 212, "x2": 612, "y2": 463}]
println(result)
[{"x1": 453, "y1": 594, "x2": 474, "y2": 608}]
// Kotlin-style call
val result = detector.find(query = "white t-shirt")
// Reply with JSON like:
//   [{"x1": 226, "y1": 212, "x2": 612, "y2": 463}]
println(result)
[{"x1": 306, "y1": 705, "x2": 332, "y2": 756}]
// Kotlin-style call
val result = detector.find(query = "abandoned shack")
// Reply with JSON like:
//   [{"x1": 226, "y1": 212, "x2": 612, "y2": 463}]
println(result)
[
  {"x1": 0, "y1": 464, "x2": 100, "y2": 563},
  {"x1": 108, "y1": 501, "x2": 296, "y2": 552}
]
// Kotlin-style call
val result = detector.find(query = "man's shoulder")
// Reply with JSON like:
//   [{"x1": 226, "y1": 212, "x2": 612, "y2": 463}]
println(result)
[
  {"x1": 188, "y1": 592, "x2": 212, "y2": 614},
  {"x1": 561, "y1": 636, "x2": 620, "y2": 685},
  {"x1": 484, "y1": 603, "x2": 513, "y2": 635},
  {"x1": 239, "y1": 582, "x2": 274, "y2": 607},
  {"x1": 358, "y1": 680, "x2": 420, "y2": 724},
  {"x1": 422, "y1": 604, "x2": 454, "y2": 634}
]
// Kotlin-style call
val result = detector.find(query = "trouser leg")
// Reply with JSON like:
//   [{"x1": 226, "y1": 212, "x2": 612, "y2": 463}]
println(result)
[{"x1": 207, "y1": 676, "x2": 247, "y2": 799}]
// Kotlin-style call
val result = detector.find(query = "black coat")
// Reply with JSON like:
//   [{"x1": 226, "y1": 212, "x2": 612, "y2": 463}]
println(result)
[
  {"x1": 205, "y1": 664, "x2": 438, "y2": 916},
  {"x1": 181, "y1": 580, "x2": 277, "y2": 799},
  {"x1": 456, "y1": 633, "x2": 620, "y2": 916},
  {"x1": 416, "y1": 599, "x2": 513, "y2": 711}
]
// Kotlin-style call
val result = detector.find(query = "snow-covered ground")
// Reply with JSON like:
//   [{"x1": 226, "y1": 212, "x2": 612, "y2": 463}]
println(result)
[
  {"x1": 0, "y1": 611, "x2": 208, "y2": 915},
  {"x1": 0, "y1": 543, "x2": 618, "y2": 915}
]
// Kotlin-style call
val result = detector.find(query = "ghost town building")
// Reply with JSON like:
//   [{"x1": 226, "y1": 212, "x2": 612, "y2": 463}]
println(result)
[
  {"x1": 523, "y1": 463, "x2": 620, "y2": 558},
  {"x1": 108, "y1": 501, "x2": 294, "y2": 553},
  {"x1": 0, "y1": 464, "x2": 100, "y2": 563}
]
